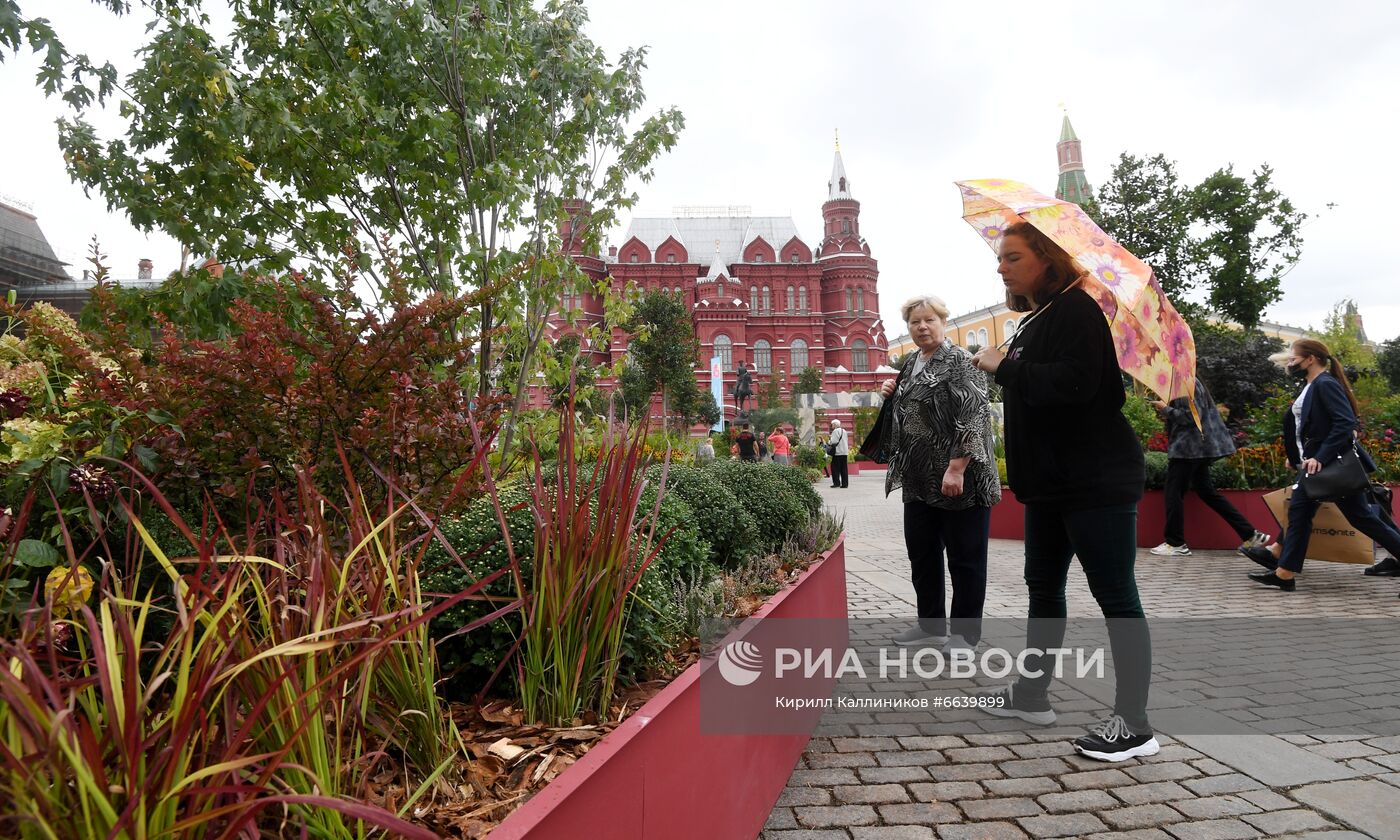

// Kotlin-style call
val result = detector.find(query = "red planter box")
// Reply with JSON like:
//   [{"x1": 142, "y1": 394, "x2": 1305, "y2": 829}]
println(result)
[
  {"x1": 491, "y1": 536, "x2": 849, "y2": 840},
  {"x1": 989, "y1": 487, "x2": 1398, "y2": 550}
]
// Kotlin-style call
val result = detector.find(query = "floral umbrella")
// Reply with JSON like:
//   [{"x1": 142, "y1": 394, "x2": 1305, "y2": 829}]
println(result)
[{"x1": 955, "y1": 178, "x2": 1198, "y2": 423}]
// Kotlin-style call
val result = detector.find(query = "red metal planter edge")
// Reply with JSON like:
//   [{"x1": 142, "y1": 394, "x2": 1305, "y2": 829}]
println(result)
[
  {"x1": 988, "y1": 486, "x2": 1399, "y2": 550},
  {"x1": 491, "y1": 534, "x2": 849, "y2": 840}
]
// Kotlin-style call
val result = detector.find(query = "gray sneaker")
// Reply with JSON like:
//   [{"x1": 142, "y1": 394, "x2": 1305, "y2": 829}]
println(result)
[{"x1": 892, "y1": 625, "x2": 946, "y2": 647}]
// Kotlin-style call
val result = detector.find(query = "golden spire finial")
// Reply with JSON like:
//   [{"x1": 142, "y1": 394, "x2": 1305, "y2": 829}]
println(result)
[{"x1": 834, "y1": 128, "x2": 841, "y2": 152}]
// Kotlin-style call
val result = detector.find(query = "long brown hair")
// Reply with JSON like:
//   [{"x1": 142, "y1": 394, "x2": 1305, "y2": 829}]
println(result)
[
  {"x1": 1001, "y1": 222, "x2": 1084, "y2": 313},
  {"x1": 1293, "y1": 338, "x2": 1361, "y2": 419}
]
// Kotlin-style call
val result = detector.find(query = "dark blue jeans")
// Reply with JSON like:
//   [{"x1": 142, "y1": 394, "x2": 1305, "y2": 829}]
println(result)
[
  {"x1": 1278, "y1": 490, "x2": 1400, "y2": 573},
  {"x1": 1016, "y1": 502, "x2": 1152, "y2": 731},
  {"x1": 903, "y1": 501, "x2": 990, "y2": 644}
]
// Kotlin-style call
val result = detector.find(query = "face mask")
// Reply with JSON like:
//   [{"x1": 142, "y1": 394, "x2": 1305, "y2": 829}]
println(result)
[{"x1": 1286, "y1": 363, "x2": 1307, "y2": 379}]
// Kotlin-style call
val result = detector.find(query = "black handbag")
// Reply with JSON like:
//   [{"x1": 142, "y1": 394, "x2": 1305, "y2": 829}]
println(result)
[{"x1": 1298, "y1": 445, "x2": 1371, "y2": 502}]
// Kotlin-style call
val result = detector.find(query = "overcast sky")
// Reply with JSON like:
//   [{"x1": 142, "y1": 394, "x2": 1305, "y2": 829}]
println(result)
[{"x1": 4, "y1": 0, "x2": 1398, "y2": 342}]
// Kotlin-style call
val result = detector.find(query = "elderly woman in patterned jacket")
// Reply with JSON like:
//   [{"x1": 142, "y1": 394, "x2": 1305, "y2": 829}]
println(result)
[{"x1": 878, "y1": 295, "x2": 1001, "y2": 653}]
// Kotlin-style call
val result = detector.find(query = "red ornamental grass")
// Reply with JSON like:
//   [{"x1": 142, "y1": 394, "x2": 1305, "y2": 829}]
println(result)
[{"x1": 512, "y1": 387, "x2": 674, "y2": 726}]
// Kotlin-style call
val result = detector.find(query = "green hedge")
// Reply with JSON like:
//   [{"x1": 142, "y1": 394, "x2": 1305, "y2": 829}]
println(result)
[
  {"x1": 644, "y1": 463, "x2": 757, "y2": 569},
  {"x1": 1143, "y1": 451, "x2": 1170, "y2": 490},
  {"x1": 700, "y1": 460, "x2": 817, "y2": 552}
]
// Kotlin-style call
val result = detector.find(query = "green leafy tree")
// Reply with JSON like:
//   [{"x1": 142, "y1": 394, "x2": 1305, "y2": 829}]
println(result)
[
  {"x1": 1191, "y1": 321, "x2": 1287, "y2": 427},
  {"x1": 618, "y1": 290, "x2": 707, "y2": 428},
  {"x1": 1192, "y1": 164, "x2": 1307, "y2": 331},
  {"x1": 1090, "y1": 153, "x2": 1197, "y2": 303},
  {"x1": 1377, "y1": 337, "x2": 1400, "y2": 393},
  {"x1": 0, "y1": 0, "x2": 683, "y2": 465},
  {"x1": 791, "y1": 366, "x2": 823, "y2": 405}
]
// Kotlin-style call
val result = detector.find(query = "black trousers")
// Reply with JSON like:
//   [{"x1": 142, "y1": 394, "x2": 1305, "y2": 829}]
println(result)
[
  {"x1": 831, "y1": 455, "x2": 848, "y2": 487},
  {"x1": 1017, "y1": 502, "x2": 1152, "y2": 732},
  {"x1": 1278, "y1": 490, "x2": 1400, "y2": 573},
  {"x1": 903, "y1": 501, "x2": 990, "y2": 644},
  {"x1": 1163, "y1": 458, "x2": 1255, "y2": 546}
]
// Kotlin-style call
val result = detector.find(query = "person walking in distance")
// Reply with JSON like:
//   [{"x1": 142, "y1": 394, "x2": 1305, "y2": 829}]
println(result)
[
  {"x1": 970, "y1": 221, "x2": 1157, "y2": 763},
  {"x1": 1148, "y1": 378, "x2": 1272, "y2": 557},
  {"x1": 828, "y1": 419, "x2": 849, "y2": 488}
]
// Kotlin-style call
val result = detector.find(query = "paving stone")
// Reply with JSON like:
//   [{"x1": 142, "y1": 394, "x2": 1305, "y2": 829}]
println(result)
[
  {"x1": 1036, "y1": 790, "x2": 1118, "y2": 813},
  {"x1": 966, "y1": 732, "x2": 1036, "y2": 746},
  {"x1": 778, "y1": 788, "x2": 834, "y2": 807},
  {"x1": 763, "y1": 831, "x2": 850, "y2": 840},
  {"x1": 876, "y1": 803, "x2": 961, "y2": 825},
  {"x1": 908, "y1": 781, "x2": 984, "y2": 801},
  {"x1": 1100, "y1": 804, "x2": 1183, "y2": 830},
  {"x1": 928, "y1": 762, "x2": 1004, "y2": 782},
  {"x1": 1341, "y1": 757, "x2": 1389, "y2": 775},
  {"x1": 998, "y1": 757, "x2": 1075, "y2": 779},
  {"x1": 834, "y1": 784, "x2": 911, "y2": 805},
  {"x1": 790, "y1": 768, "x2": 861, "y2": 786},
  {"x1": 1008, "y1": 741, "x2": 1075, "y2": 759},
  {"x1": 764, "y1": 807, "x2": 798, "y2": 830},
  {"x1": 1306, "y1": 741, "x2": 1383, "y2": 760},
  {"x1": 1236, "y1": 789, "x2": 1296, "y2": 811},
  {"x1": 1188, "y1": 758, "x2": 1234, "y2": 776},
  {"x1": 1162, "y1": 819, "x2": 1262, "y2": 840},
  {"x1": 1181, "y1": 774, "x2": 1265, "y2": 796},
  {"x1": 878, "y1": 750, "x2": 949, "y2": 767},
  {"x1": 833, "y1": 736, "x2": 902, "y2": 752},
  {"x1": 1083, "y1": 832, "x2": 1173, "y2": 840},
  {"x1": 946, "y1": 745, "x2": 1018, "y2": 763},
  {"x1": 1240, "y1": 809, "x2": 1337, "y2": 834},
  {"x1": 984, "y1": 777, "x2": 1061, "y2": 796},
  {"x1": 808, "y1": 751, "x2": 881, "y2": 768},
  {"x1": 937, "y1": 823, "x2": 1029, "y2": 840},
  {"x1": 1169, "y1": 795, "x2": 1262, "y2": 819},
  {"x1": 960, "y1": 797, "x2": 1044, "y2": 820},
  {"x1": 1016, "y1": 813, "x2": 1110, "y2": 838},
  {"x1": 1172, "y1": 732, "x2": 1360, "y2": 787},
  {"x1": 1292, "y1": 778, "x2": 1400, "y2": 840},
  {"x1": 1060, "y1": 768, "x2": 1136, "y2": 790},
  {"x1": 859, "y1": 766, "x2": 930, "y2": 784},
  {"x1": 795, "y1": 804, "x2": 879, "y2": 828},
  {"x1": 1124, "y1": 762, "x2": 1201, "y2": 783},
  {"x1": 898, "y1": 736, "x2": 967, "y2": 751},
  {"x1": 1111, "y1": 781, "x2": 1194, "y2": 805},
  {"x1": 851, "y1": 828, "x2": 937, "y2": 840}
]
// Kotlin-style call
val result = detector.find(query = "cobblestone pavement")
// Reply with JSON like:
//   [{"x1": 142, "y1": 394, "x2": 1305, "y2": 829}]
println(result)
[{"x1": 763, "y1": 469, "x2": 1400, "y2": 840}]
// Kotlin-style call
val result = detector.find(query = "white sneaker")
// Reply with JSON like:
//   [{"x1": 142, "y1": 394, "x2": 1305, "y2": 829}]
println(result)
[
  {"x1": 892, "y1": 625, "x2": 946, "y2": 647},
  {"x1": 1149, "y1": 542, "x2": 1191, "y2": 556},
  {"x1": 943, "y1": 634, "x2": 976, "y2": 654},
  {"x1": 1239, "y1": 530, "x2": 1273, "y2": 551}
]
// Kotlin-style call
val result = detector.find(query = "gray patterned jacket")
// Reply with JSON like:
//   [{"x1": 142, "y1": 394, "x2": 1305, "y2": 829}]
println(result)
[
  {"x1": 884, "y1": 341, "x2": 1001, "y2": 509},
  {"x1": 1162, "y1": 379, "x2": 1236, "y2": 460}
]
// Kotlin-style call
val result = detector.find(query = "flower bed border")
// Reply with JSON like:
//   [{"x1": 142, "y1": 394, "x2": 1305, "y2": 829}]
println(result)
[
  {"x1": 990, "y1": 487, "x2": 1399, "y2": 550},
  {"x1": 490, "y1": 535, "x2": 848, "y2": 840}
]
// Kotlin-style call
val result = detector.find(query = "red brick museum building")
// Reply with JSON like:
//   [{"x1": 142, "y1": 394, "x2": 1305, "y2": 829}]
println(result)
[{"x1": 545, "y1": 146, "x2": 892, "y2": 419}]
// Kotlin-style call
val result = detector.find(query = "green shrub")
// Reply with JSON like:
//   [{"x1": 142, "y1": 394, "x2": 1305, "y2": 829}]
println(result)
[
  {"x1": 794, "y1": 443, "x2": 825, "y2": 470},
  {"x1": 701, "y1": 460, "x2": 814, "y2": 552},
  {"x1": 1143, "y1": 451, "x2": 1170, "y2": 489},
  {"x1": 644, "y1": 463, "x2": 757, "y2": 569},
  {"x1": 1122, "y1": 393, "x2": 1161, "y2": 449},
  {"x1": 759, "y1": 461, "x2": 821, "y2": 519},
  {"x1": 424, "y1": 473, "x2": 705, "y2": 697}
]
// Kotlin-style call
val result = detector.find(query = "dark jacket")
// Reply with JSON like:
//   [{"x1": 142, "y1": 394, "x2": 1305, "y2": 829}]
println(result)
[
  {"x1": 994, "y1": 286, "x2": 1144, "y2": 508},
  {"x1": 1282, "y1": 372, "x2": 1375, "y2": 470},
  {"x1": 1163, "y1": 379, "x2": 1235, "y2": 460}
]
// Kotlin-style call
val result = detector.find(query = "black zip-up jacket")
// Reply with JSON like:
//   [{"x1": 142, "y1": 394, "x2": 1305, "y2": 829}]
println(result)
[{"x1": 994, "y1": 286, "x2": 1145, "y2": 509}]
